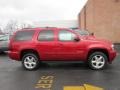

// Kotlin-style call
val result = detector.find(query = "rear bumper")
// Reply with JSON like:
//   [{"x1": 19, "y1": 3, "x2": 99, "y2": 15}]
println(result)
[
  {"x1": 109, "y1": 50, "x2": 117, "y2": 63},
  {"x1": 8, "y1": 51, "x2": 20, "y2": 61}
]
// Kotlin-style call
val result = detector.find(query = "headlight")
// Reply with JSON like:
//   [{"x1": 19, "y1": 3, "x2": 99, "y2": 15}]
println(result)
[{"x1": 111, "y1": 44, "x2": 114, "y2": 50}]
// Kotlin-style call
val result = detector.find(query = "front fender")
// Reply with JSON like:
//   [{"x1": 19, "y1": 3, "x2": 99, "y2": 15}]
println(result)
[{"x1": 85, "y1": 44, "x2": 109, "y2": 60}]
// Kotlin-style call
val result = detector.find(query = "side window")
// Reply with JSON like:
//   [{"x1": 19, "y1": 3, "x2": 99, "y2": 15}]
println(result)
[
  {"x1": 59, "y1": 30, "x2": 76, "y2": 41},
  {"x1": 14, "y1": 30, "x2": 35, "y2": 41},
  {"x1": 38, "y1": 30, "x2": 54, "y2": 41}
]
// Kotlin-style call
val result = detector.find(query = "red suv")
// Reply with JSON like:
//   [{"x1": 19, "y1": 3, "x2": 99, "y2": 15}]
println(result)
[{"x1": 8, "y1": 27, "x2": 116, "y2": 70}]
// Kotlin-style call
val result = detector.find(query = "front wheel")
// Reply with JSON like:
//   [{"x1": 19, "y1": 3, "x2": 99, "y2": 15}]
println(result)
[
  {"x1": 22, "y1": 53, "x2": 40, "y2": 70},
  {"x1": 88, "y1": 52, "x2": 108, "y2": 70}
]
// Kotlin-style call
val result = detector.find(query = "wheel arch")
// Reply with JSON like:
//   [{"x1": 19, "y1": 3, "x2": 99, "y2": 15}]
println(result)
[
  {"x1": 87, "y1": 48, "x2": 109, "y2": 62},
  {"x1": 20, "y1": 49, "x2": 40, "y2": 61}
]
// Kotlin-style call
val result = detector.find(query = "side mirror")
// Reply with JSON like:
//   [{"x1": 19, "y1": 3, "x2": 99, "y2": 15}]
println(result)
[
  {"x1": 90, "y1": 32, "x2": 94, "y2": 36},
  {"x1": 74, "y1": 37, "x2": 80, "y2": 42}
]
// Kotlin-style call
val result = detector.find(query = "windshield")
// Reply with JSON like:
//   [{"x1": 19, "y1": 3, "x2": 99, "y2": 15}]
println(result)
[{"x1": 0, "y1": 35, "x2": 9, "y2": 41}]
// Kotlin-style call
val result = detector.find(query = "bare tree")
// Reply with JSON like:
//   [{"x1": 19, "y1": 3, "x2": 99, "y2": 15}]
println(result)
[
  {"x1": 20, "y1": 23, "x2": 33, "y2": 29},
  {"x1": 4, "y1": 20, "x2": 33, "y2": 34},
  {"x1": 4, "y1": 20, "x2": 18, "y2": 34},
  {"x1": 0, "y1": 29, "x2": 3, "y2": 34}
]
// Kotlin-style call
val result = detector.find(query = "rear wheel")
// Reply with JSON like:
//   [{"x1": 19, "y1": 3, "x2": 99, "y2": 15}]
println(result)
[
  {"x1": 88, "y1": 52, "x2": 107, "y2": 70},
  {"x1": 22, "y1": 53, "x2": 40, "y2": 70}
]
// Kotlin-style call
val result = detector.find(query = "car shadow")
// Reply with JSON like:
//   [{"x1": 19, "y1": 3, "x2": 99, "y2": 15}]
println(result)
[
  {"x1": 0, "y1": 52, "x2": 7, "y2": 56},
  {"x1": 38, "y1": 62, "x2": 89, "y2": 70}
]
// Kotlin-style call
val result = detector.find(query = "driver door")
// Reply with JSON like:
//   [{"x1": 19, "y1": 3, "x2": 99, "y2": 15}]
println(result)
[{"x1": 56, "y1": 30, "x2": 83, "y2": 61}]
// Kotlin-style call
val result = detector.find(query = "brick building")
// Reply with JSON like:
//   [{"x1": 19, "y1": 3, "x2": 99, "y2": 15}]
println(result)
[{"x1": 79, "y1": 0, "x2": 120, "y2": 43}]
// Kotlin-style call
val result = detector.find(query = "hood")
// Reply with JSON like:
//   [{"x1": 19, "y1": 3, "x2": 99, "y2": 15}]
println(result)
[{"x1": 81, "y1": 35, "x2": 112, "y2": 45}]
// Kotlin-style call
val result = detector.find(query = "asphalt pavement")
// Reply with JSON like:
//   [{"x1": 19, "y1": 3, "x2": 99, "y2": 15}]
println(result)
[{"x1": 0, "y1": 52, "x2": 120, "y2": 90}]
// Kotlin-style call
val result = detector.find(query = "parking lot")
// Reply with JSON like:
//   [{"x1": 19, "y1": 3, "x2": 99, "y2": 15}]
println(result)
[{"x1": 0, "y1": 50, "x2": 120, "y2": 90}]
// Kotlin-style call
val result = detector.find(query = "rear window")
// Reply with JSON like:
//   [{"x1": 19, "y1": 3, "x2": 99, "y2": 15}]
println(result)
[{"x1": 14, "y1": 30, "x2": 35, "y2": 41}]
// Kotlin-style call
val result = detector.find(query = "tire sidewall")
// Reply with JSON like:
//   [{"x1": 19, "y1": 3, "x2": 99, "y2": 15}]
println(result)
[
  {"x1": 88, "y1": 52, "x2": 108, "y2": 70},
  {"x1": 22, "y1": 53, "x2": 40, "y2": 70}
]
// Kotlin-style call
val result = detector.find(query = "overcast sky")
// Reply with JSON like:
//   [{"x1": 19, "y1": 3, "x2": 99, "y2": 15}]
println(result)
[{"x1": 0, "y1": 0, "x2": 88, "y2": 28}]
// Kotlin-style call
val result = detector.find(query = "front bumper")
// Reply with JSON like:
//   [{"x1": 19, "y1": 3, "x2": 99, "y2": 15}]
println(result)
[{"x1": 109, "y1": 50, "x2": 117, "y2": 63}]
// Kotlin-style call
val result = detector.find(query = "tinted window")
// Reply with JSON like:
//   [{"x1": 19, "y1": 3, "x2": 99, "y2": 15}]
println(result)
[
  {"x1": 38, "y1": 30, "x2": 54, "y2": 41},
  {"x1": 59, "y1": 30, "x2": 76, "y2": 41},
  {"x1": 14, "y1": 30, "x2": 35, "y2": 41}
]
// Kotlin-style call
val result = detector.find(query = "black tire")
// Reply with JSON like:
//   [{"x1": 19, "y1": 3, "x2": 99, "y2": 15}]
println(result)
[
  {"x1": 88, "y1": 52, "x2": 108, "y2": 70},
  {"x1": 22, "y1": 53, "x2": 40, "y2": 70}
]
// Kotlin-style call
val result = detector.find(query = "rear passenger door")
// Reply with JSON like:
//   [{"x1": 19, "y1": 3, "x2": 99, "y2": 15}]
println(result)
[{"x1": 36, "y1": 30, "x2": 58, "y2": 60}]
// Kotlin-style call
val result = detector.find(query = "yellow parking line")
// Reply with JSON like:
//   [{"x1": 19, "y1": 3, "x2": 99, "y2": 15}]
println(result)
[
  {"x1": 64, "y1": 84, "x2": 104, "y2": 90},
  {"x1": 64, "y1": 86, "x2": 85, "y2": 90},
  {"x1": 84, "y1": 84, "x2": 103, "y2": 90}
]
